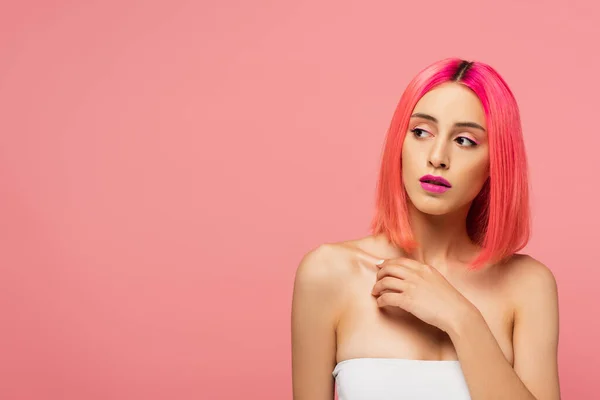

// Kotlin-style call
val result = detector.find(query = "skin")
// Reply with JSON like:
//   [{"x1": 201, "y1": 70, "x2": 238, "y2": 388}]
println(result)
[{"x1": 291, "y1": 82, "x2": 560, "y2": 399}]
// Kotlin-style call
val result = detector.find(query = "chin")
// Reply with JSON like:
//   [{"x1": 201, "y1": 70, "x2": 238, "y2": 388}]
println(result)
[
  {"x1": 408, "y1": 195, "x2": 454, "y2": 216},
  {"x1": 413, "y1": 203, "x2": 452, "y2": 216}
]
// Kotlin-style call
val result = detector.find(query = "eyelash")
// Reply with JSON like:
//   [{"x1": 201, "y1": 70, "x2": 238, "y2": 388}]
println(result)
[{"x1": 411, "y1": 128, "x2": 478, "y2": 147}]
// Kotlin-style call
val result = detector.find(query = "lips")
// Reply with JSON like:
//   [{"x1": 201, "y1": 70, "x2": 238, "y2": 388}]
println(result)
[{"x1": 419, "y1": 174, "x2": 451, "y2": 188}]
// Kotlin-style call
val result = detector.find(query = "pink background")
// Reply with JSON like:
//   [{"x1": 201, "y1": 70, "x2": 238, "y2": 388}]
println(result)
[{"x1": 1, "y1": 1, "x2": 598, "y2": 399}]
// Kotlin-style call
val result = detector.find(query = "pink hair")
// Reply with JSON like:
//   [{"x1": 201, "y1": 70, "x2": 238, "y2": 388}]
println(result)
[{"x1": 369, "y1": 58, "x2": 530, "y2": 270}]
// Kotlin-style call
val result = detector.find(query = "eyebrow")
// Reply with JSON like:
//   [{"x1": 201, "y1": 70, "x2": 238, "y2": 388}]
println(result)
[{"x1": 411, "y1": 112, "x2": 486, "y2": 132}]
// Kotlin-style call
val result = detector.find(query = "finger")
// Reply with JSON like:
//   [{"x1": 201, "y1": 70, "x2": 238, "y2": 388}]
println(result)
[
  {"x1": 371, "y1": 276, "x2": 411, "y2": 296},
  {"x1": 389, "y1": 257, "x2": 425, "y2": 272},
  {"x1": 376, "y1": 292, "x2": 411, "y2": 310},
  {"x1": 376, "y1": 264, "x2": 415, "y2": 281}
]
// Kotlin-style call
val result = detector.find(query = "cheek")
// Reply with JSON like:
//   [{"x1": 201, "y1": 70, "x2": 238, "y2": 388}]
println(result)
[
  {"x1": 401, "y1": 140, "x2": 418, "y2": 171},
  {"x1": 461, "y1": 159, "x2": 490, "y2": 190},
  {"x1": 474, "y1": 155, "x2": 490, "y2": 179},
  {"x1": 470, "y1": 160, "x2": 489, "y2": 178},
  {"x1": 401, "y1": 153, "x2": 415, "y2": 183}
]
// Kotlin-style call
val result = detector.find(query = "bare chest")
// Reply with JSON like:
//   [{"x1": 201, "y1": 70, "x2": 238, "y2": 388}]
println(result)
[{"x1": 335, "y1": 268, "x2": 515, "y2": 366}]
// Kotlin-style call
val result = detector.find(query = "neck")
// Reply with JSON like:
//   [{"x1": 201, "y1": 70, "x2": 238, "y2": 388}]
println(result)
[{"x1": 406, "y1": 201, "x2": 480, "y2": 269}]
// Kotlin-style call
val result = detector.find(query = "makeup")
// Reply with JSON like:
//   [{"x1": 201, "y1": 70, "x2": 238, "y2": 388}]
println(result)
[
  {"x1": 420, "y1": 182, "x2": 450, "y2": 193},
  {"x1": 419, "y1": 174, "x2": 451, "y2": 194}
]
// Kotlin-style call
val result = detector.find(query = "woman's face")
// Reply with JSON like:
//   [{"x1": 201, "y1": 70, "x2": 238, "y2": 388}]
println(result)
[{"x1": 401, "y1": 82, "x2": 490, "y2": 216}]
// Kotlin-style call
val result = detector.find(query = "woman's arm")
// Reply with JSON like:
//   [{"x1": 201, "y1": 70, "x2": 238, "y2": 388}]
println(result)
[
  {"x1": 448, "y1": 256, "x2": 560, "y2": 400},
  {"x1": 291, "y1": 245, "x2": 344, "y2": 400}
]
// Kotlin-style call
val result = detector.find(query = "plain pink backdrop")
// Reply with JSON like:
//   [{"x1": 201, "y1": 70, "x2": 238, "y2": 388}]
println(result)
[{"x1": 1, "y1": 1, "x2": 599, "y2": 399}]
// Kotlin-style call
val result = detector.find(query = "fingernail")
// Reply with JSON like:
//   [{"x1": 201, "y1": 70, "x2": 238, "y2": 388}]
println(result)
[{"x1": 375, "y1": 259, "x2": 385, "y2": 266}]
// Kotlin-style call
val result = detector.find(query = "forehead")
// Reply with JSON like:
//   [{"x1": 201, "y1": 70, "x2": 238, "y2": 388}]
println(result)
[{"x1": 413, "y1": 82, "x2": 486, "y2": 128}]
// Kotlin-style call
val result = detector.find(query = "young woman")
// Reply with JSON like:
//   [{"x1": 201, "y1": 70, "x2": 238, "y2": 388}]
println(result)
[{"x1": 291, "y1": 58, "x2": 560, "y2": 400}]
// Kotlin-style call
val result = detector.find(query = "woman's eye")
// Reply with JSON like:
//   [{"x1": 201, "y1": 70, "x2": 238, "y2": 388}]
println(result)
[
  {"x1": 411, "y1": 128, "x2": 429, "y2": 138},
  {"x1": 456, "y1": 136, "x2": 477, "y2": 147}
]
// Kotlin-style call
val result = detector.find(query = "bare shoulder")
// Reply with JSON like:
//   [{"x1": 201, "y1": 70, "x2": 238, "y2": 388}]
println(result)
[
  {"x1": 293, "y1": 241, "x2": 364, "y2": 294},
  {"x1": 291, "y1": 242, "x2": 360, "y2": 399},
  {"x1": 293, "y1": 243, "x2": 347, "y2": 316},
  {"x1": 503, "y1": 253, "x2": 559, "y2": 306},
  {"x1": 294, "y1": 243, "x2": 348, "y2": 286},
  {"x1": 505, "y1": 253, "x2": 558, "y2": 289},
  {"x1": 293, "y1": 234, "x2": 400, "y2": 306},
  {"x1": 503, "y1": 255, "x2": 560, "y2": 399},
  {"x1": 293, "y1": 237, "x2": 379, "y2": 301}
]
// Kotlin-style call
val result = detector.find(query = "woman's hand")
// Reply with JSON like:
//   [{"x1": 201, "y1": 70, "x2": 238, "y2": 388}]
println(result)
[{"x1": 371, "y1": 257, "x2": 478, "y2": 334}]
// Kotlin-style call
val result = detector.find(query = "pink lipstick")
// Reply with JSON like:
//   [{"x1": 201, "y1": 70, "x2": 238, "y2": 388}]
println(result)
[{"x1": 419, "y1": 174, "x2": 451, "y2": 194}]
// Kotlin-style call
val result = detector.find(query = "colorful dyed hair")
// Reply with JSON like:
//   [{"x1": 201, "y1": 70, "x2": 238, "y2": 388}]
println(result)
[{"x1": 369, "y1": 58, "x2": 530, "y2": 270}]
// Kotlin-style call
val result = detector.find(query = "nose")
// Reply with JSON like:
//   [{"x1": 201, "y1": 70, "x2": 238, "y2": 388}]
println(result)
[{"x1": 428, "y1": 139, "x2": 449, "y2": 169}]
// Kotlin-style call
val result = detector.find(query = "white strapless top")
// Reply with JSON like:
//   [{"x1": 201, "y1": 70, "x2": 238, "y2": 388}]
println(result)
[{"x1": 333, "y1": 358, "x2": 472, "y2": 400}]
